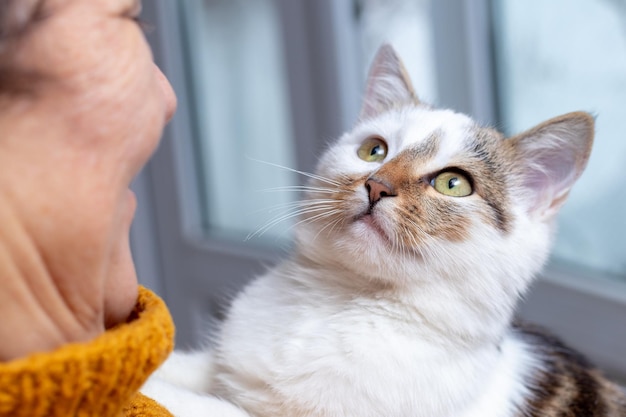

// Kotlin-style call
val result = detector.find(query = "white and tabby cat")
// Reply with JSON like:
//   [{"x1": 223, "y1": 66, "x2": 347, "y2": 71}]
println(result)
[{"x1": 143, "y1": 45, "x2": 626, "y2": 416}]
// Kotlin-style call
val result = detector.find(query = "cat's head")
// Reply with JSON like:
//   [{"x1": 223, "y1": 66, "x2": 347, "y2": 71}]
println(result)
[{"x1": 295, "y1": 45, "x2": 593, "y2": 301}]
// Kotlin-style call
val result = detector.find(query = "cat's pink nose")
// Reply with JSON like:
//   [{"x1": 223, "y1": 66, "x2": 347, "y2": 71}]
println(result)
[{"x1": 365, "y1": 178, "x2": 396, "y2": 205}]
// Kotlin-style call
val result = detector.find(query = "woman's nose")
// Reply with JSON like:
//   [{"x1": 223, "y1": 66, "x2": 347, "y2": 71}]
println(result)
[{"x1": 154, "y1": 64, "x2": 177, "y2": 123}]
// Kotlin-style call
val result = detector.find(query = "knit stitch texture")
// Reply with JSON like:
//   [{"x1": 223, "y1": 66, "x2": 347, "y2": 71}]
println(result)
[{"x1": 0, "y1": 286, "x2": 175, "y2": 417}]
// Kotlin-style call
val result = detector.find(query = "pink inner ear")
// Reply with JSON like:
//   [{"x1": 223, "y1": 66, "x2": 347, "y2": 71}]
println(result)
[
  {"x1": 360, "y1": 74, "x2": 413, "y2": 120},
  {"x1": 524, "y1": 150, "x2": 579, "y2": 215},
  {"x1": 514, "y1": 112, "x2": 594, "y2": 219}
]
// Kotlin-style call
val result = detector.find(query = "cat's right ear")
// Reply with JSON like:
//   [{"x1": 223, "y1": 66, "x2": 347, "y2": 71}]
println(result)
[
  {"x1": 359, "y1": 44, "x2": 419, "y2": 120},
  {"x1": 510, "y1": 111, "x2": 594, "y2": 221}
]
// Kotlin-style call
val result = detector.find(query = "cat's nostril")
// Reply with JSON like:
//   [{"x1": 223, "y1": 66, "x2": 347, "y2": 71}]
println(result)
[{"x1": 365, "y1": 178, "x2": 396, "y2": 205}]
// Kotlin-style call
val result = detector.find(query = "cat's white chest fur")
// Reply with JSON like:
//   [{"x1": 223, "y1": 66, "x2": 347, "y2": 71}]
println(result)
[{"x1": 210, "y1": 268, "x2": 531, "y2": 417}]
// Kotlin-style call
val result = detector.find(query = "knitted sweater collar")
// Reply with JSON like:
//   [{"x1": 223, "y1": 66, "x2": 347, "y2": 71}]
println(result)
[{"x1": 0, "y1": 286, "x2": 175, "y2": 417}]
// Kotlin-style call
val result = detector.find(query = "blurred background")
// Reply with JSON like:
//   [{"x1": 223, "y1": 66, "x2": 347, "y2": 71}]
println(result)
[{"x1": 133, "y1": 0, "x2": 626, "y2": 382}]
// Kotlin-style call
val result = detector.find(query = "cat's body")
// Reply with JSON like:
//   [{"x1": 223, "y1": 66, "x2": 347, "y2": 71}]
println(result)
[
  {"x1": 142, "y1": 45, "x2": 626, "y2": 416},
  {"x1": 210, "y1": 261, "x2": 538, "y2": 417},
  {"x1": 210, "y1": 266, "x2": 625, "y2": 417}
]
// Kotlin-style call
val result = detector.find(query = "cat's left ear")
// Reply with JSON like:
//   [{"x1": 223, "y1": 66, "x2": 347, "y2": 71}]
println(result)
[
  {"x1": 359, "y1": 44, "x2": 420, "y2": 120},
  {"x1": 510, "y1": 111, "x2": 594, "y2": 220}
]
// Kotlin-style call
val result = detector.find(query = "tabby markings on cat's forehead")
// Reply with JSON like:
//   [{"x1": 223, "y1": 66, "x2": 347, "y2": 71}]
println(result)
[
  {"x1": 462, "y1": 127, "x2": 512, "y2": 233},
  {"x1": 400, "y1": 130, "x2": 441, "y2": 163},
  {"x1": 371, "y1": 119, "x2": 512, "y2": 235}
]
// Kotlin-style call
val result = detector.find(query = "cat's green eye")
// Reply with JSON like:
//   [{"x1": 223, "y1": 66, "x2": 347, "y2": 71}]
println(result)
[
  {"x1": 431, "y1": 171, "x2": 473, "y2": 197},
  {"x1": 357, "y1": 137, "x2": 388, "y2": 162}
]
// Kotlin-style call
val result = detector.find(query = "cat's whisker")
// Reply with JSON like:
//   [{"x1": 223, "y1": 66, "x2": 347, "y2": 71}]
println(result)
[
  {"x1": 334, "y1": 172, "x2": 356, "y2": 186},
  {"x1": 246, "y1": 204, "x2": 338, "y2": 241},
  {"x1": 328, "y1": 215, "x2": 344, "y2": 232},
  {"x1": 253, "y1": 205, "x2": 336, "y2": 236},
  {"x1": 312, "y1": 215, "x2": 345, "y2": 243},
  {"x1": 392, "y1": 228, "x2": 403, "y2": 257},
  {"x1": 247, "y1": 194, "x2": 344, "y2": 241},
  {"x1": 405, "y1": 229, "x2": 423, "y2": 256},
  {"x1": 400, "y1": 219, "x2": 433, "y2": 260},
  {"x1": 290, "y1": 209, "x2": 342, "y2": 232},
  {"x1": 407, "y1": 229, "x2": 425, "y2": 260},
  {"x1": 264, "y1": 199, "x2": 342, "y2": 214},
  {"x1": 245, "y1": 198, "x2": 342, "y2": 222},
  {"x1": 258, "y1": 185, "x2": 339, "y2": 194},
  {"x1": 246, "y1": 201, "x2": 303, "y2": 216},
  {"x1": 404, "y1": 219, "x2": 434, "y2": 257},
  {"x1": 246, "y1": 157, "x2": 343, "y2": 187},
  {"x1": 267, "y1": 208, "x2": 342, "y2": 242},
  {"x1": 398, "y1": 230, "x2": 406, "y2": 255},
  {"x1": 246, "y1": 199, "x2": 329, "y2": 216}
]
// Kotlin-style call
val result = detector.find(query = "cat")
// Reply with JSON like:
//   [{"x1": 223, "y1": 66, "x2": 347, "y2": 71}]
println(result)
[{"x1": 142, "y1": 44, "x2": 626, "y2": 416}]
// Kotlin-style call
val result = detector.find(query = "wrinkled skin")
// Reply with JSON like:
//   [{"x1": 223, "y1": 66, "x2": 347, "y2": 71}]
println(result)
[{"x1": 0, "y1": 0, "x2": 176, "y2": 360}]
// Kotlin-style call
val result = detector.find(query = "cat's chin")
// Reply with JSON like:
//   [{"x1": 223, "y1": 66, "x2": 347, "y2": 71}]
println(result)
[{"x1": 353, "y1": 213, "x2": 392, "y2": 245}]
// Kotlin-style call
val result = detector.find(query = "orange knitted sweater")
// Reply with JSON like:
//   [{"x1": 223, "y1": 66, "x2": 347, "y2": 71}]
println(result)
[{"x1": 0, "y1": 286, "x2": 175, "y2": 417}]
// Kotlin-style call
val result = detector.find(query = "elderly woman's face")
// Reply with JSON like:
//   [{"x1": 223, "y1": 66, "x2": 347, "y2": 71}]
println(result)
[{"x1": 0, "y1": 0, "x2": 176, "y2": 325}]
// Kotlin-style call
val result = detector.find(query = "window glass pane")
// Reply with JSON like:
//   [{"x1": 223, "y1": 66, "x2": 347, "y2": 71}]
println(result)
[
  {"x1": 357, "y1": 0, "x2": 438, "y2": 104},
  {"x1": 178, "y1": 0, "x2": 296, "y2": 242},
  {"x1": 492, "y1": 0, "x2": 626, "y2": 278}
]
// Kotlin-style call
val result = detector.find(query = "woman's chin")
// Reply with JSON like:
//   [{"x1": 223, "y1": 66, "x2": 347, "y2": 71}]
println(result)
[
  {"x1": 103, "y1": 253, "x2": 139, "y2": 328},
  {"x1": 124, "y1": 188, "x2": 137, "y2": 224}
]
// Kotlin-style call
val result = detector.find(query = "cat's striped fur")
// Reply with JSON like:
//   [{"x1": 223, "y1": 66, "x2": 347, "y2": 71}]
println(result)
[{"x1": 514, "y1": 323, "x2": 626, "y2": 416}]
